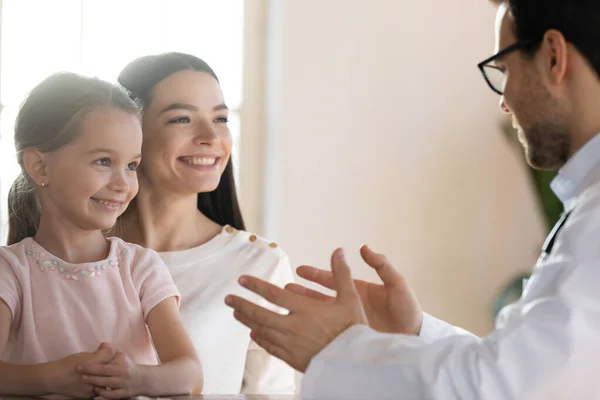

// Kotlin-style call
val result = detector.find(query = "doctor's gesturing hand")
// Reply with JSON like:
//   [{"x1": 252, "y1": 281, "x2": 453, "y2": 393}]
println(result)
[
  {"x1": 286, "y1": 245, "x2": 423, "y2": 335},
  {"x1": 225, "y1": 248, "x2": 369, "y2": 372},
  {"x1": 224, "y1": 246, "x2": 421, "y2": 372}
]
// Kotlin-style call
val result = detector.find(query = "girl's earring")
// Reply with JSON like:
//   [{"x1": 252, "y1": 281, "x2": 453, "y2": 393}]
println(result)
[{"x1": 41, "y1": 182, "x2": 46, "y2": 187}]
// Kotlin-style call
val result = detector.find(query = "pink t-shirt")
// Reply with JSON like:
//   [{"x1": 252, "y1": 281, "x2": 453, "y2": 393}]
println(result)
[{"x1": 0, "y1": 237, "x2": 180, "y2": 365}]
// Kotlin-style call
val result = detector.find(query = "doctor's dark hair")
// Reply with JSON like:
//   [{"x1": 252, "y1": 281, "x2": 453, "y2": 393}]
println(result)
[
  {"x1": 118, "y1": 52, "x2": 245, "y2": 231},
  {"x1": 496, "y1": 0, "x2": 600, "y2": 79}
]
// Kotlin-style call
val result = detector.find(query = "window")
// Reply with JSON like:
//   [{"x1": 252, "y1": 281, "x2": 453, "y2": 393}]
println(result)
[{"x1": 0, "y1": 0, "x2": 244, "y2": 243}]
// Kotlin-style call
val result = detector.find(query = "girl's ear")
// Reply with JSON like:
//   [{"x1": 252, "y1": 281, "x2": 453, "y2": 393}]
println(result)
[{"x1": 22, "y1": 149, "x2": 49, "y2": 187}]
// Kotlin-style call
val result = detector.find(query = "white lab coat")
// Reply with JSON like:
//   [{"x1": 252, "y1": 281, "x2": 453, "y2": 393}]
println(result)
[{"x1": 301, "y1": 134, "x2": 600, "y2": 400}]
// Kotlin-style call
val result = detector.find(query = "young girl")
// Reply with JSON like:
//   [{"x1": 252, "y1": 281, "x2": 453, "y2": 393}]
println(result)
[{"x1": 0, "y1": 72, "x2": 203, "y2": 399}]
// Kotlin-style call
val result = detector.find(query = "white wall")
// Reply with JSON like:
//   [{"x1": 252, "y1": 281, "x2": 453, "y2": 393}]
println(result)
[
  {"x1": 247, "y1": 0, "x2": 547, "y2": 336},
  {"x1": 240, "y1": 0, "x2": 269, "y2": 233}
]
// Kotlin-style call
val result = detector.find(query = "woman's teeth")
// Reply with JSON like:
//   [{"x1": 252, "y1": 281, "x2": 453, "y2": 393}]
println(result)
[{"x1": 181, "y1": 157, "x2": 217, "y2": 165}]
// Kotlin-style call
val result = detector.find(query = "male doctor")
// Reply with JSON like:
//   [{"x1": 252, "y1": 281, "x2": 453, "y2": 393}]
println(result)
[{"x1": 225, "y1": 0, "x2": 600, "y2": 398}]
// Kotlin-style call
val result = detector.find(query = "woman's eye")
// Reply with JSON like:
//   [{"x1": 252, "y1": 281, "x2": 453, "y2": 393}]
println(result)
[
  {"x1": 215, "y1": 116, "x2": 230, "y2": 124},
  {"x1": 169, "y1": 116, "x2": 191, "y2": 124}
]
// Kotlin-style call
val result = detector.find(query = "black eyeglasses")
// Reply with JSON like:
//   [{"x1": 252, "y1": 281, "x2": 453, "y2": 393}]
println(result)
[{"x1": 478, "y1": 40, "x2": 538, "y2": 95}]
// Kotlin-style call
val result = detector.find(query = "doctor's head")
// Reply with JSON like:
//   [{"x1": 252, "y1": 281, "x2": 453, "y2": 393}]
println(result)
[{"x1": 478, "y1": 0, "x2": 600, "y2": 171}]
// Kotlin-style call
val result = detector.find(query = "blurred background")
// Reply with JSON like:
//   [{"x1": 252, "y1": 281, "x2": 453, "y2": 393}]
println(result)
[{"x1": 0, "y1": 0, "x2": 557, "y2": 337}]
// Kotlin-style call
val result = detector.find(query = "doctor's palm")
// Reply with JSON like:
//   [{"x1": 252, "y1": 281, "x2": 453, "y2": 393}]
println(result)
[{"x1": 289, "y1": 245, "x2": 423, "y2": 335}]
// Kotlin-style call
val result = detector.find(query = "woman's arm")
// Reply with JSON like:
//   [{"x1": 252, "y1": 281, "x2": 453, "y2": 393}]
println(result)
[
  {"x1": 241, "y1": 339, "x2": 296, "y2": 394},
  {"x1": 241, "y1": 253, "x2": 296, "y2": 394}
]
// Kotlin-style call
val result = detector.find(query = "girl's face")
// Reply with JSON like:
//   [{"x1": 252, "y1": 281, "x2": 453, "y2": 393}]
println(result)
[
  {"x1": 39, "y1": 107, "x2": 142, "y2": 231},
  {"x1": 138, "y1": 70, "x2": 232, "y2": 195}
]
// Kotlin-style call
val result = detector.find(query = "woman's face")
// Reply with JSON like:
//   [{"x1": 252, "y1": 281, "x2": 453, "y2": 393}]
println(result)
[{"x1": 139, "y1": 70, "x2": 232, "y2": 195}]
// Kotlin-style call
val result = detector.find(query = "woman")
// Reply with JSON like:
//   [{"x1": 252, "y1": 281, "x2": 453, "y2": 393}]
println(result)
[{"x1": 117, "y1": 53, "x2": 295, "y2": 395}]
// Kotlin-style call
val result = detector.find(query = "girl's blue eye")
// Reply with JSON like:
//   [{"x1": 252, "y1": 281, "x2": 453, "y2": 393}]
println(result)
[{"x1": 96, "y1": 158, "x2": 110, "y2": 167}]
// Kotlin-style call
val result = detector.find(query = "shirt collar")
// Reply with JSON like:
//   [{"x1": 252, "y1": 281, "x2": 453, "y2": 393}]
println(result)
[{"x1": 550, "y1": 133, "x2": 600, "y2": 211}]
